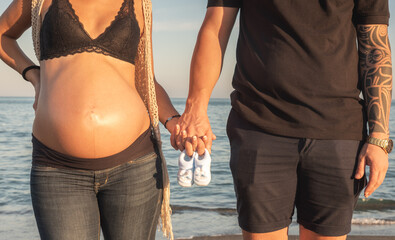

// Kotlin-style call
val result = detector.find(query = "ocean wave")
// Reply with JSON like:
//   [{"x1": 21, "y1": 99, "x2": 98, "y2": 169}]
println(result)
[
  {"x1": 352, "y1": 218, "x2": 395, "y2": 225},
  {"x1": 355, "y1": 198, "x2": 395, "y2": 211},
  {"x1": 172, "y1": 205, "x2": 395, "y2": 226},
  {"x1": 171, "y1": 205, "x2": 237, "y2": 216},
  {"x1": 172, "y1": 198, "x2": 395, "y2": 215},
  {"x1": 0, "y1": 209, "x2": 32, "y2": 215}
]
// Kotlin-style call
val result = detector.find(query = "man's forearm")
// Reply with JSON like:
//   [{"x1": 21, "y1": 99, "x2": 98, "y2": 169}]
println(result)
[
  {"x1": 186, "y1": 7, "x2": 238, "y2": 113},
  {"x1": 187, "y1": 27, "x2": 223, "y2": 114},
  {"x1": 173, "y1": 7, "x2": 238, "y2": 153},
  {"x1": 358, "y1": 24, "x2": 392, "y2": 137}
]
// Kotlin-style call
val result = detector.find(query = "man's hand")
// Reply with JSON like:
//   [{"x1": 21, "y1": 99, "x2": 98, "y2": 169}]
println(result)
[{"x1": 355, "y1": 143, "x2": 389, "y2": 198}]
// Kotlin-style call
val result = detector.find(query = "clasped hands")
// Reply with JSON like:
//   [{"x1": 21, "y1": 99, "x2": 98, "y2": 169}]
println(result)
[{"x1": 168, "y1": 111, "x2": 216, "y2": 157}]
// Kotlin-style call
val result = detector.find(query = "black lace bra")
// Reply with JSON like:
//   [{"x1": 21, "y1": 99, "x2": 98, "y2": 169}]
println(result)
[{"x1": 40, "y1": 0, "x2": 140, "y2": 64}]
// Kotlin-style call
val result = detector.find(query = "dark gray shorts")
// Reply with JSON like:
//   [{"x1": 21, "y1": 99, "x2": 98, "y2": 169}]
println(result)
[{"x1": 226, "y1": 109, "x2": 366, "y2": 236}]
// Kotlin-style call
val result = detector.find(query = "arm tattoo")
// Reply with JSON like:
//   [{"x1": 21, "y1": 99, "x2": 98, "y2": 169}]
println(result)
[{"x1": 357, "y1": 25, "x2": 392, "y2": 136}]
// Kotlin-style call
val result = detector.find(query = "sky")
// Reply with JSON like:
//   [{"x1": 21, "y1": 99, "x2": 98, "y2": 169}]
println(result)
[{"x1": 0, "y1": 0, "x2": 394, "y2": 98}]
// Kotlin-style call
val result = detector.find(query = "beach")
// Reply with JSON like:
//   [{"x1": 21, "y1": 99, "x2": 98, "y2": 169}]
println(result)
[
  {"x1": 177, "y1": 236, "x2": 395, "y2": 240},
  {"x1": 1, "y1": 97, "x2": 395, "y2": 240}
]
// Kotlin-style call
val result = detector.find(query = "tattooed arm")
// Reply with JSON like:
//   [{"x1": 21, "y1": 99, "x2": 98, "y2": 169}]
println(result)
[
  {"x1": 355, "y1": 24, "x2": 392, "y2": 197},
  {"x1": 359, "y1": 25, "x2": 392, "y2": 135}
]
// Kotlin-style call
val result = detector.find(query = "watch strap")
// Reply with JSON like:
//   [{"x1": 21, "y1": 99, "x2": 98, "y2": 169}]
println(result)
[{"x1": 366, "y1": 136, "x2": 392, "y2": 153}]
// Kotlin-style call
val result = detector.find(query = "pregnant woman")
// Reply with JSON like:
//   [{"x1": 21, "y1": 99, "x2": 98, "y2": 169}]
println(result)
[{"x1": 0, "y1": 0, "x2": 177, "y2": 239}]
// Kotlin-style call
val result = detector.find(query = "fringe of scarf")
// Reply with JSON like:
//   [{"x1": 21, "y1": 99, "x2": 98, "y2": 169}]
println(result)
[{"x1": 31, "y1": 0, "x2": 173, "y2": 238}]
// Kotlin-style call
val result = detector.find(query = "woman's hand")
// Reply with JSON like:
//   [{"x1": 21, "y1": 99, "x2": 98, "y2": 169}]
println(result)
[
  {"x1": 26, "y1": 68, "x2": 41, "y2": 111},
  {"x1": 166, "y1": 116, "x2": 180, "y2": 140},
  {"x1": 33, "y1": 80, "x2": 40, "y2": 111}
]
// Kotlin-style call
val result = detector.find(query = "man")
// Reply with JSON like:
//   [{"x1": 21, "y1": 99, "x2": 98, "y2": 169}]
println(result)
[{"x1": 174, "y1": 0, "x2": 392, "y2": 239}]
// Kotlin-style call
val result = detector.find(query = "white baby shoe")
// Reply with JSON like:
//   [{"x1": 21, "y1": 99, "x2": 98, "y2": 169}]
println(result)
[
  {"x1": 193, "y1": 149, "x2": 211, "y2": 186},
  {"x1": 177, "y1": 150, "x2": 195, "y2": 187}
]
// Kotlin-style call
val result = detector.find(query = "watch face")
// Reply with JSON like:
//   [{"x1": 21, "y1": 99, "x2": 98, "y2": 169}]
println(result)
[{"x1": 387, "y1": 139, "x2": 393, "y2": 153}]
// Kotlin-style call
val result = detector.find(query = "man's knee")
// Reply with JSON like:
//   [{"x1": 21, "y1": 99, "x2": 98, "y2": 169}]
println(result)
[
  {"x1": 242, "y1": 228, "x2": 288, "y2": 240},
  {"x1": 299, "y1": 225, "x2": 347, "y2": 240}
]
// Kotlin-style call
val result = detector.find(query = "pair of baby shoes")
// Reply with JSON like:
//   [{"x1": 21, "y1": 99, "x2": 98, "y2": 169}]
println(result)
[{"x1": 177, "y1": 149, "x2": 211, "y2": 187}]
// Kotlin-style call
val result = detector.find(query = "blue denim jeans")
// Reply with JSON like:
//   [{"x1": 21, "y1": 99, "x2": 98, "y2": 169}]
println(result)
[{"x1": 30, "y1": 152, "x2": 162, "y2": 240}]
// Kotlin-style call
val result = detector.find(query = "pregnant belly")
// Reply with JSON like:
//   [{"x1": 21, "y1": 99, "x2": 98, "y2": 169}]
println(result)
[{"x1": 33, "y1": 78, "x2": 150, "y2": 158}]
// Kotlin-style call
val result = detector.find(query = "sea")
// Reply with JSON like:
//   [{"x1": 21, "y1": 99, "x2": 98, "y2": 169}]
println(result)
[{"x1": 0, "y1": 97, "x2": 394, "y2": 239}]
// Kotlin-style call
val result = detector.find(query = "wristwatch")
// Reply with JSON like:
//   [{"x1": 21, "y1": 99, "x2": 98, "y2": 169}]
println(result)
[{"x1": 366, "y1": 136, "x2": 393, "y2": 154}]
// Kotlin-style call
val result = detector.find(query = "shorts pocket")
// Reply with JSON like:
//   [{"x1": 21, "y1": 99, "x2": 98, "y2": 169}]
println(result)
[
  {"x1": 31, "y1": 165, "x2": 60, "y2": 172},
  {"x1": 354, "y1": 175, "x2": 367, "y2": 197}
]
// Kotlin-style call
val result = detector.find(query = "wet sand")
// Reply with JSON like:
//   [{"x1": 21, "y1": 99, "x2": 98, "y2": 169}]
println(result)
[{"x1": 177, "y1": 235, "x2": 395, "y2": 240}]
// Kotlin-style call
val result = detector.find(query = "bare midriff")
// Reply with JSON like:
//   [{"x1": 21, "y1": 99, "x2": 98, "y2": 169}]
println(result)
[{"x1": 33, "y1": 52, "x2": 150, "y2": 158}]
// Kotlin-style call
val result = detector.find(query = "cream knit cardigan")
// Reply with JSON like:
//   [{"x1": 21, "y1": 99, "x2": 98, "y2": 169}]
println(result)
[{"x1": 30, "y1": 0, "x2": 173, "y2": 239}]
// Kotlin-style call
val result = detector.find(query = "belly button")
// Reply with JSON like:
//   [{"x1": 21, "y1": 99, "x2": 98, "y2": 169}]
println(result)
[{"x1": 88, "y1": 110, "x2": 100, "y2": 123}]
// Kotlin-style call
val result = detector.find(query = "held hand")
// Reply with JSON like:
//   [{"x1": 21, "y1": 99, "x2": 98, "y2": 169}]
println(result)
[
  {"x1": 168, "y1": 117, "x2": 205, "y2": 157},
  {"x1": 172, "y1": 128, "x2": 207, "y2": 157},
  {"x1": 168, "y1": 116, "x2": 181, "y2": 147},
  {"x1": 172, "y1": 111, "x2": 216, "y2": 157},
  {"x1": 355, "y1": 143, "x2": 389, "y2": 198},
  {"x1": 183, "y1": 133, "x2": 206, "y2": 157}
]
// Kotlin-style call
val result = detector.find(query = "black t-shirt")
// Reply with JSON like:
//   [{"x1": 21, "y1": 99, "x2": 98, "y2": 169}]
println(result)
[{"x1": 208, "y1": 0, "x2": 389, "y2": 140}]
